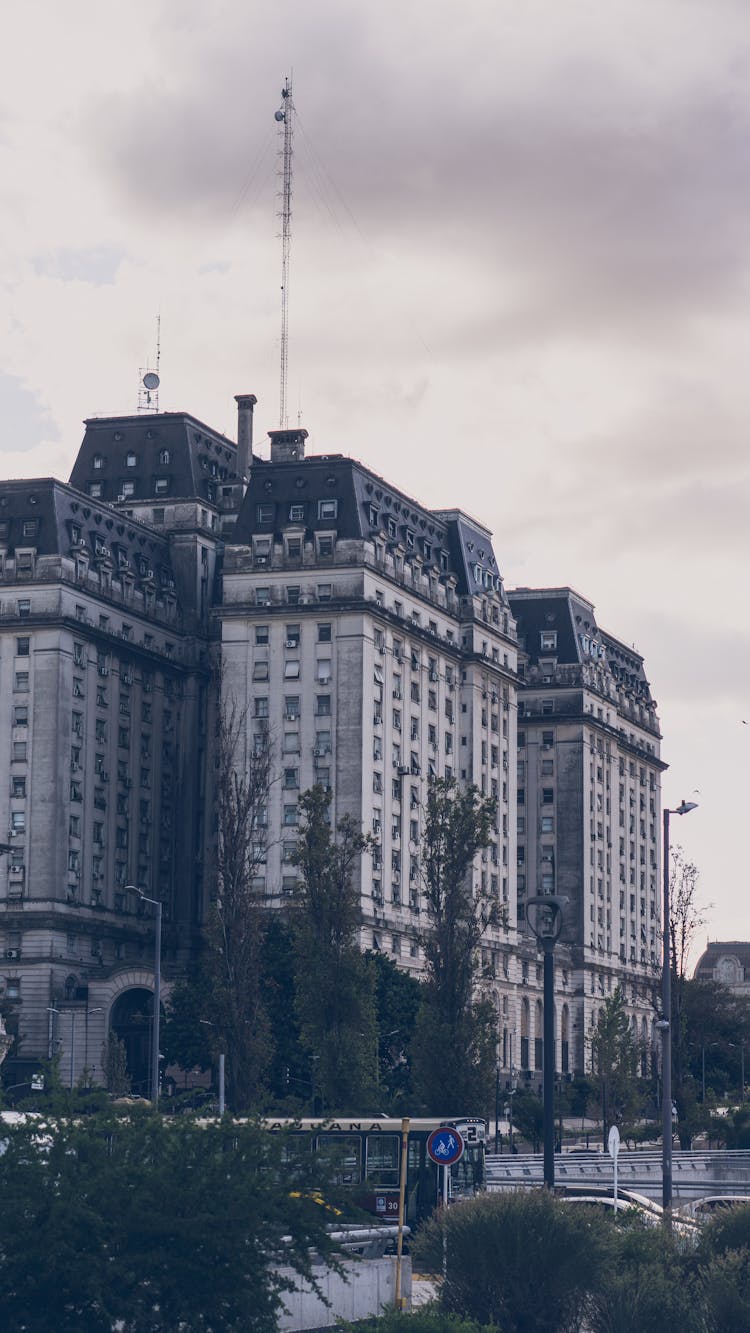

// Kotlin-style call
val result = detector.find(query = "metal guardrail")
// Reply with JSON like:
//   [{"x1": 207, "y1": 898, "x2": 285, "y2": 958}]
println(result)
[{"x1": 486, "y1": 1150, "x2": 750, "y2": 1201}]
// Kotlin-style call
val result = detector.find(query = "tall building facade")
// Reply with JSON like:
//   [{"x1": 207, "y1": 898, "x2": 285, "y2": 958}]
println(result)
[
  {"x1": 509, "y1": 588, "x2": 665, "y2": 1075},
  {"x1": 0, "y1": 396, "x2": 664, "y2": 1094},
  {"x1": 221, "y1": 427, "x2": 520, "y2": 986}
]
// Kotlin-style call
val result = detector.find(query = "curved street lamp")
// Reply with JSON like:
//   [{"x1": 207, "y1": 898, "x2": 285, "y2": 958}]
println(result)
[
  {"x1": 525, "y1": 895, "x2": 566, "y2": 1190},
  {"x1": 661, "y1": 800, "x2": 698, "y2": 1218}
]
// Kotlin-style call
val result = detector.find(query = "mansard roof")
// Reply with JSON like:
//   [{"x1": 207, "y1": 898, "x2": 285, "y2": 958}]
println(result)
[
  {"x1": 233, "y1": 450, "x2": 509, "y2": 602},
  {"x1": 69, "y1": 411, "x2": 242, "y2": 506}
]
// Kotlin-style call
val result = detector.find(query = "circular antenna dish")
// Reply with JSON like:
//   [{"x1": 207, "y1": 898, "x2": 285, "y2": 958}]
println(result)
[
  {"x1": 143, "y1": 372, "x2": 160, "y2": 391},
  {"x1": 274, "y1": 109, "x2": 285, "y2": 122}
]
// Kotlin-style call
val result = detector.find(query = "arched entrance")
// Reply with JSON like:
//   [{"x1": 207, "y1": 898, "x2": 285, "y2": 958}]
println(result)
[{"x1": 110, "y1": 988, "x2": 153, "y2": 1096}]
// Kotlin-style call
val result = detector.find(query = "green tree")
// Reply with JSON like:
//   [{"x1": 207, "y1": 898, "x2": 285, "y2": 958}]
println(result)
[
  {"x1": 414, "y1": 1189, "x2": 608, "y2": 1332},
  {"x1": 669, "y1": 845, "x2": 708, "y2": 1145},
  {"x1": 160, "y1": 965, "x2": 213, "y2": 1081},
  {"x1": 368, "y1": 949, "x2": 423, "y2": 1109},
  {"x1": 511, "y1": 1089, "x2": 544, "y2": 1152},
  {"x1": 0, "y1": 1112, "x2": 342, "y2": 1333},
  {"x1": 203, "y1": 704, "x2": 274, "y2": 1111},
  {"x1": 291, "y1": 785, "x2": 377, "y2": 1112},
  {"x1": 410, "y1": 777, "x2": 499, "y2": 1113},
  {"x1": 589, "y1": 986, "x2": 641, "y2": 1144},
  {"x1": 102, "y1": 1033, "x2": 131, "y2": 1096}
]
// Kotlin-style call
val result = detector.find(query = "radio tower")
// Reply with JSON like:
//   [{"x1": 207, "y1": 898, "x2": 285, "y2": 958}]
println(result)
[{"x1": 275, "y1": 77, "x2": 294, "y2": 429}]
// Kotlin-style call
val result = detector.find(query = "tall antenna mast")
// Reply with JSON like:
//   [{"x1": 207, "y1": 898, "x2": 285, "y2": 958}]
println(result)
[
  {"x1": 137, "y1": 314, "x2": 161, "y2": 413},
  {"x1": 275, "y1": 77, "x2": 294, "y2": 429}
]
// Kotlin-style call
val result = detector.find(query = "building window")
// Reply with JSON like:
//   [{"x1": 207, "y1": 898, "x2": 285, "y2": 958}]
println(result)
[
  {"x1": 540, "y1": 631, "x2": 557, "y2": 651},
  {"x1": 284, "y1": 660, "x2": 300, "y2": 679},
  {"x1": 256, "y1": 503, "x2": 274, "y2": 524},
  {"x1": 88, "y1": 482, "x2": 102, "y2": 498},
  {"x1": 255, "y1": 625, "x2": 269, "y2": 645},
  {"x1": 317, "y1": 583, "x2": 332, "y2": 602},
  {"x1": 93, "y1": 454, "x2": 104, "y2": 470},
  {"x1": 283, "y1": 768, "x2": 299, "y2": 789},
  {"x1": 542, "y1": 788, "x2": 554, "y2": 804},
  {"x1": 11, "y1": 777, "x2": 26, "y2": 798},
  {"x1": 316, "y1": 695, "x2": 331, "y2": 716},
  {"x1": 283, "y1": 805, "x2": 298, "y2": 826},
  {"x1": 318, "y1": 623, "x2": 332, "y2": 642},
  {"x1": 256, "y1": 587, "x2": 270, "y2": 606},
  {"x1": 12, "y1": 742, "x2": 26, "y2": 762},
  {"x1": 289, "y1": 503, "x2": 305, "y2": 522},
  {"x1": 252, "y1": 662, "x2": 269, "y2": 681},
  {"x1": 154, "y1": 478, "x2": 169, "y2": 495},
  {"x1": 13, "y1": 706, "x2": 28, "y2": 727},
  {"x1": 254, "y1": 698, "x2": 269, "y2": 718},
  {"x1": 16, "y1": 637, "x2": 30, "y2": 657},
  {"x1": 14, "y1": 672, "x2": 29, "y2": 691},
  {"x1": 18, "y1": 600, "x2": 30, "y2": 617},
  {"x1": 317, "y1": 499, "x2": 338, "y2": 521},
  {"x1": 284, "y1": 696, "x2": 300, "y2": 720},
  {"x1": 11, "y1": 812, "x2": 25, "y2": 834}
]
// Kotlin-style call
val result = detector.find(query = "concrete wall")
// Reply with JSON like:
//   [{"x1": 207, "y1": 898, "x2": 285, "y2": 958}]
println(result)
[{"x1": 277, "y1": 1255, "x2": 411, "y2": 1331}]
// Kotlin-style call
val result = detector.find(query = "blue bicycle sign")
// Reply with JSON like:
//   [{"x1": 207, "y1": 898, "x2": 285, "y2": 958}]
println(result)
[{"x1": 427, "y1": 1127, "x2": 465, "y2": 1166}]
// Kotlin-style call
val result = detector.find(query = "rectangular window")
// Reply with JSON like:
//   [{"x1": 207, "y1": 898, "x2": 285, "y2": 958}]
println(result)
[
  {"x1": 316, "y1": 695, "x2": 331, "y2": 716},
  {"x1": 254, "y1": 698, "x2": 269, "y2": 719},
  {"x1": 284, "y1": 660, "x2": 300, "y2": 679},
  {"x1": 318, "y1": 623, "x2": 332, "y2": 642},
  {"x1": 289, "y1": 503, "x2": 305, "y2": 522},
  {"x1": 14, "y1": 672, "x2": 29, "y2": 691},
  {"x1": 284, "y1": 696, "x2": 300, "y2": 720},
  {"x1": 16, "y1": 637, "x2": 30, "y2": 657},
  {"x1": 17, "y1": 599, "x2": 31, "y2": 617},
  {"x1": 317, "y1": 582, "x2": 332, "y2": 601},
  {"x1": 256, "y1": 587, "x2": 270, "y2": 606},
  {"x1": 13, "y1": 706, "x2": 28, "y2": 727},
  {"x1": 12, "y1": 742, "x2": 26, "y2": 762},
  {"x1": 542, "y1": 788, "x2": 554, "y2": 804},
  {"x1": 256, "y1": 503, "x2": 274, "y2": 523},
  {"x1": 286, "y1": 586, "x2": 301, "y2": 605},
  {"x1": 252, "y1": 662, "x2": 269, "y2": 681},
  {"x1": 255, "y1": 625, "x2": 269, "y2": 645},
  {"x1": 283, "y1": 805, "x2": 299, "y2": 826},
  {"x1": 317, "y1": 499, "x2": 338, "y2": 521},
  {"x1": 283, "y1": 768, "x2": 299, "y2": 789}
]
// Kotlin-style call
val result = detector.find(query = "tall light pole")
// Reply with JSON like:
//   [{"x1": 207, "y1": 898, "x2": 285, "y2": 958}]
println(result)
[
  {"x1": 661, "y1": 800, "x2": 697, "y2": 1216},
  {"x1": 128, "y1": 886, "x2": 162, "y2": 1106},
  {"x1": 526, "y1": 895, "x2": 566, "y2": 1190}
]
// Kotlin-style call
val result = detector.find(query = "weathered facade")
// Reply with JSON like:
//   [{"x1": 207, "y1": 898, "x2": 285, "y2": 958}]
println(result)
[{"x1": 0, "y1": 398, "x2": 665, "y2": 1093}]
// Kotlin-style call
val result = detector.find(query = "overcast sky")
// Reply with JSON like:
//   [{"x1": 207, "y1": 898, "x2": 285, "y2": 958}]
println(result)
[{"x1": 2, "y1": 0, "x2": 747, "y2": 958}]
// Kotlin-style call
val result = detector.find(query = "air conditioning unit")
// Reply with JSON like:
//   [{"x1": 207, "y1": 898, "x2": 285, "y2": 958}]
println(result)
[
  {"x1": 5, "y1": 948, "x2": 20, "y2": 960},
  {"x1": 285, "y1": 639, "x2": 299, "y2": 650},
  {"x1": 9, "y1": 864, "x2": 24, "y2": 877},
  {"x1": 397, "y1": 765, "x2": 410, "y2": 777}
]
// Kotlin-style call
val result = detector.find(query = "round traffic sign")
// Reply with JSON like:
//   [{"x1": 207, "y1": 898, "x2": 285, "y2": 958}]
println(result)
[{"x1": 427, "y1": 1126, "x2": 465, "y2": 1166}]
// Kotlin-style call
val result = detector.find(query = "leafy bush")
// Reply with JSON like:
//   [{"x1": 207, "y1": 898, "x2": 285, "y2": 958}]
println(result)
[
  {"x1": 586, "y1": 1217, "x2": 702, "y2": 1333},
  {"x1": 413, "y1": 1190, "x2": 607, "y2": 1332},
  {"x1": 343, "y1": 1314, "x2": 496, "y2": 1333}
]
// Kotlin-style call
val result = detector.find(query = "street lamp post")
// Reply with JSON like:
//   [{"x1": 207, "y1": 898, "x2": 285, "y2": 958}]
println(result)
[
  {"x1": 661, "y1": 800, "x2": 697, "y2": 1217},
  {"x1": 525, "y1": 895, "x2": 566, "y2": 1190},
  {"x1": 127, "y1": 886, "x2": 162, "y2": 1106}
]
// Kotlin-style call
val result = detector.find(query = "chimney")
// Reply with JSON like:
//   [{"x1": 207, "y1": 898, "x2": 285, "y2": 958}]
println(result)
[
  {"x1": 268, "y1": 426, "x2": 308, "y2": 463},
  {"x1": 235, "y1": 394, "x2": 257, "y2": 485}
]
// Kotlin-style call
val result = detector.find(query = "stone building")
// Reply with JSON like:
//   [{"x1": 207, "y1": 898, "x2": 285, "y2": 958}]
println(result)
[
  {"x1": 694, "y1": 943, "x2": 750, "y2": 1001},
  {"x1": 509, "y1": 587, "x2": 665, "y2": 1076},
  {"x1": 0, "y1": 396, "x2": 665, "y2": 1094}
]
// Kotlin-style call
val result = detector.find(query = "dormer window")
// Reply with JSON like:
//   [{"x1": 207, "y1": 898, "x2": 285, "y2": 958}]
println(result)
[
  {"x1": 289, "y1": 503, "x2": 305, "y2": 522},
  {"x1": 540, "y1": 631, "x2": 557, "y2": 652},
  {"x1": 368, "y1": 504, "x2": 379, "y2": 527},
  {"x1": 257, "y1": 503, "x2": 274, "y2": 524},
  {"x1": 93, "y1": 455, "x2": 104, "y2": 470},
  {"x1": 386, "y1": 517, "x2": 397, "y2": 539},
  {"x1": 405, "y1": 529, "x2": 415, "y2": 550},
  {"x1": 317, "y1": 499, "x2": 338, "y2": 521},
  {"x1": 125, "y1": 452, "x2": 137, "y2": 468},
  {"x1": 88, "y1": 483, "x2": 102, "y2": 498},
  {"x1": 158, "y1": 449, "x2": 170, "y2": 465}
]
